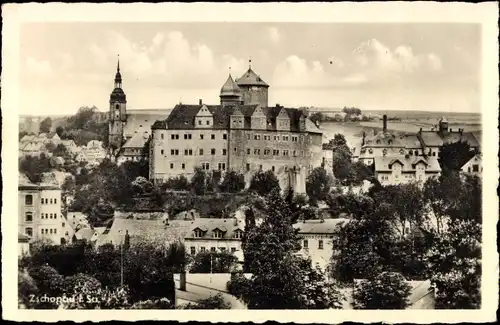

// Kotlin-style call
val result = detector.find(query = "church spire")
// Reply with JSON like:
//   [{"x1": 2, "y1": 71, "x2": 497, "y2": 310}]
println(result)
[{"x1": 114, "y1": 54, "x2": 122, "y2": 89}]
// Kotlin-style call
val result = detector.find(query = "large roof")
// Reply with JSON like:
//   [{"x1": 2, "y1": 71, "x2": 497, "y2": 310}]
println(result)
[
  {"x1": 122, "y1": 133, "x2": 149, "y2": 149},
  {"x1": 293, "y1": 218, "x2": 349, "y2": 234},
  {"x1": 152, "y1": 103, "x2": 320, "y2": 134},
  {"x1": 419, "y1": 130, "x2": 479, "y2": 148},
  {"x1": 185, "y1": 218, "x2": 245, "y2": 240},
  {"x1": 235, "y1": 68, "x2": 269, "y2": 87},
  {"x1": 374, "y1": 156, "x2": 441, "y2": 173},
  {"x1": 364, "y1": 131, "x2": 405, "y2": 148},
  {"x1": 96, "y1": 217, "x2": 193, "y2": 247}
]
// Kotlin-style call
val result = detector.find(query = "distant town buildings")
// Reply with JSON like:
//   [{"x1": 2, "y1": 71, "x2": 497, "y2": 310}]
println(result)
[
  {"x1": 373, "y1": 156, "x2": 441, "y2": 186},
  {"x1": 461, "y1": 153, "x2": 482, "y2": 177}
]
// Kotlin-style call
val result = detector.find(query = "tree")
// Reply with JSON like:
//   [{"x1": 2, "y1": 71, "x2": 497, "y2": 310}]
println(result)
[
  {"x1": 62, "y1": 176, "x2": 76, "y2": 193},
  {"x1": 39, "y1": 117, "x2": 52, "y2": 133},
  {"x1": 248, "y1": 170, "x2": 280, "y2": 197},
  {"x1": 52, "y1": 144, "x2": 69, "y2": 157},
  {"x1": 141, "y1": 137, "x2": 151, "y2": 159},
  {"x1": 425, "y1": 220, "x2": 481, "y2": 309},
  {"x1": 19, "y1": 154, "x2": 54, "y2": 183},
  {"x1": 333, "y1": 133, "x2": 347, "y2": 147},
  {"x1": 131, "y1": 176, "x2": 154, "y2": 196},
  {"x1": 229, "y1": 189, "x2": 342, "y2": 309},
  {"x1": 44, "y1": 142, "x2": 57, "y2": 153},
  {"x1": 352, "y1": 272, "x2": 412, "y2": 309},
  {"x1": 309, "y1": 112, "x2": 325, "y2": 125},
  {"x1": 190, "y1": 167, "x2": 208, "y2": 195},
  {"x1": 332, "y1": 145, "x2": 353, "y2": 182},
  {"x1": 18, "y1": 271, "x2": 40, "y2": 309},
  {"x1": 189, "y1": 251, "x2": 239, "y2": 273},
  {"x1": 438, "y1": 141, "x2": 476, "y2": 175},
  {"x1": 55, "y1": 126, "x2": 65, "y2": 138},
  {"x1": 220, "y1": 170, "x2": 245, "y2": 193},
  {"x1": 306, "y1": 167, "x2": 332, "y2": 206},
  {"x1": 163, "y1": 176, "x2": 190, "y2": 191}
]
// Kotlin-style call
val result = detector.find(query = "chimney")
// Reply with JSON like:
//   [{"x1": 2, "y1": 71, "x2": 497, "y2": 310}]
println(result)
[
  {"x1": 179, "y1": 272, "x2": 186, "y2": 291},
  {"x1": 383, "y1": 115, "x2": 387, "y2": 133},
  {"x1": 233, "y1": 218, "x2": 238, "y2": 226},
  {"x1": 362, "y1": 132, "x2": 366, "y2": 146},
  {"x1": 199, "y1": 99, "x2": 203, "y2": 105}
]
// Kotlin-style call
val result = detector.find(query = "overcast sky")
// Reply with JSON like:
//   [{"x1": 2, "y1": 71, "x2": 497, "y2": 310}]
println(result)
[{"x1": 20, "y1": 22, "x2": 480, "y2": 115}]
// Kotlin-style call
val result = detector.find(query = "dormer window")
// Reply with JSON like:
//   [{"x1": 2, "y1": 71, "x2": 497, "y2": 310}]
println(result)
[
  {"x1": 233, "y1": 230, "x2": 244, "y2": 239},
  {"x1": 213, "y1": 230, "x2": 224, "y2": 239},
  {"x1": 376, "y1": 139, "x2": 381, "y2": 144},
  {"x1": 194, "y1": 229, "x2": 204, "y2": 238}
]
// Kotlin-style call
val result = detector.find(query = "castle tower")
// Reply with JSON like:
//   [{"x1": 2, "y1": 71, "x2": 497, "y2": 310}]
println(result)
[
  {"x1": 220, "y1": 73, "x2": 242, "y2": 107},
  {"x1": 108, "y1": 56, "x2": 127, "y2": 147},
  {"x1": 235, "y1": 59, "x2": 269, "y2": 107}
]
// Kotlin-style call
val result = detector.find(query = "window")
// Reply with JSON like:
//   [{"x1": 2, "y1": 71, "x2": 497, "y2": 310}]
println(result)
[
  {"x1": 213, "y1": 230, "x2": 223, "y2": 239},
  {"x1": 292, "y1": 150, "x2": 297, "y2": 157},
  {"x1": 200, "y1": 134, "x2": 204, "y2": 140},
  {"x1": 206, "y1": 120, "x2": 210, "y2": 126},
  {"x1": 198, "y1": 120, "x2": 202, "y2": 125},
  {"x1": 292, "y1": 136, "x2": 298, "y2": 142},
  {"x1": 54, "y1": 229, "x2": 57, "y2": 234},
  {"x1": 259, "y1": 164, "x2": 263, "y2": 170},
  {"x1": 223, "y1": 134, "x2": 227, "y2": 140},
  {"x1": 175, "y1": 150, "x2": 179, "y2": 155},
  {"x1": 62, "y1": 222, "x2": 65, "y2": 227},
  {"x1": 246, "y1": 134, "x2": 251, "y2": 140},
  {"x1": 25, "y1": 195, "x2": 33, "y2": 206},
  {"x1": 199, "y1": 149, "x2": 204, "y2": 155},
  {"x1": 274, "y1": 135, "x2": 279, "y2": 141},
  {"x1": 273, "y1": 149, "x2": 280, "y2": 156},
  {"x1": 283, "y1": 136, "x2": 289, "y2": 141},
  {"x1": 231, "y1": 247, "x2": 236, "y2": 253},
  {"x1": 472, "y1": 164, "x2": 479, "y2": 172},
  {"x1": 432, "y1": 152, "x2": 436, "y2": 156},
  {"x1": 161, "y1": 134, "x2": 164, "y2": 140},
  {"x1": 254, "y1": 149, "x2": 261, "y2": 155},
  {"x1": 318, "y1": 240, "x2": 324, "y2": 250},
  {"x1": 25, "y1": 227, "x2": 33, "y2": 237},
  {"x1": 49, "y1": 229, "x2": 53, "y2": 234},
  {"x1": 220, "y1": 247, "x2": 227, "y2": 252},
  {"x1": 25, "y1": 212, "x2": 33, "y2": 222},
  {"x1": 303, "y1": 240, "x2": 308, "y2": 249},
  {"x1": 409, "y1": 150, "x2": 413, "y2": 156},
  {"x1": 188, "y1": 149, "x2": 193, "y2": 156},
  {"x1": 254, "y1": 134, "x2": 261, "y2": 140},
  {"x1": 184, "y1": 134, "x2": 188, "y2": 140},
  {"x1": 222, "y1": 149, "x2": 227, "y2": 156},
  {"x1": 171, "y1": 149, "x2": 175, "y2": 155},
  {"x1": 184, "y1": 149, "x2": 189, "y2": 156},
  {"x1": 194, "y1": 230, "x2": 204, "y2": 238},
  {"x1": 161, "y1": 149, "x2": 164, "y2": 155},
  {"x1": 211, "y1": 134, "x2": 215, "y2": 140},
  {"x1": 283, "y1": 150, "x2": 289, "y2": 156},
  {"x1": 182, "y1": 163, "x2": 186, "y2": 170},
  {"x1": 170, "y1": 163, "x2": 174, "y2": 169},
  {"x1": 210, "y1": 247, "x2": 216, "y2": 252},
  {"x1": 201, "y1": 163, "x2": 210, "y2": 170},
  {"x1": 211, "y1": 149, "x2": 216, "y2": 155},
  {"x1": 190, "y1": 247, "x2": 196, "y2": 255},
  {"x1": 234, "y1": 230, "x2": 243, "y2": 239},
  {"x1": 271, "y1": 166, "x2": 275, "y2": 172},
  {"x1": 200, "y1": 247, "x2": 206, "y2": 252},
  {"x1": 246, "y1": 163, "x2": 250, "y2": 171},
  {"x1": 264, "y1": 149, "x2": 270, "y2": 155},
  {"x1": 171, "y1": 134, "x2": 175, "y2": 140},
  {"x1": 218, "y1": 163, "x2": 226, "y2": 171}
]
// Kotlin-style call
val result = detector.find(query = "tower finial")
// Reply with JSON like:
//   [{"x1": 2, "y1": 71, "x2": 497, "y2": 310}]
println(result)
[
  {"x1": 117, "y1": 54, "x2": 120, "y2": 72},
  {"x1": 249, "y1": 57, "x2": 252, "y2": 69}
]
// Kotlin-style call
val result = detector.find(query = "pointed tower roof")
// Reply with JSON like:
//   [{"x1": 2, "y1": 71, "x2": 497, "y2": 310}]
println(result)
[
  {"x1": 236, "y1": 60, "x2": 269, "y2": 87},
  {"x1": 220, "y1": 74, "x2": 241, "y2": 96},
  {"x1": 115, "y1": 55, "x2": 122, "y2": 83}
]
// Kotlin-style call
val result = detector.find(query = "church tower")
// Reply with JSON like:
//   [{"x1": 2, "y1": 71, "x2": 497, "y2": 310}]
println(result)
[{"x1": 108, "y1": 56, "x2": 127, "y2": 148}]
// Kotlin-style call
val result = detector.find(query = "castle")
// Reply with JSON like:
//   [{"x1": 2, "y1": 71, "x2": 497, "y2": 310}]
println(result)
[{"x1": 108, "y1": 59, "x2": 324, "y2": 192}]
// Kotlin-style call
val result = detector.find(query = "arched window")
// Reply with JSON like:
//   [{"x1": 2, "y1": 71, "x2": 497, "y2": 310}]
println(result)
[
  {"x1": 25, "y1": 212, "x2": 33, "y2": 222},
  {"x1": 409, "y1": 150, "x2": 413, "y2": 156},
  {"x1": 25, "y1": 195, "x2": 33, "y2": 205},
  {"x1": 115, "y1": 104, "x2": 120, "y2": 110},
  {"x1": 25, "y1": 227, "x2": 33, "y2": 237}
]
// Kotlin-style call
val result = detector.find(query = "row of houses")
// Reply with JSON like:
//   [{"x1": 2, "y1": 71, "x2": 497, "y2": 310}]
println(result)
[
  {"x1": 19, "y1": 133, "x2": 107, "y2": 166},
  {"x1": 323, "y1": 115, "x2": 482, "y2": 186}
]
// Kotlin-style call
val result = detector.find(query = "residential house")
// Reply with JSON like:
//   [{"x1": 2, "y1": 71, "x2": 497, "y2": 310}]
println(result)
[
  {"x1": 373, "y1": 156, "x2": 441, "y2": 186},
  {"x1": 417, "y1": 117, "x2": 480, "y2": 157},
  {"x1": 18, "y1": 180, "x2": 65, "y2": 245},
  {"x1": 66, "y1": 211, "x2": 91, "y2": 231},
  {"x1": 117, "y1": 133, "x2": 149, "y2": 165},
  {"x1": 461, "y1": 153, "x2": 482, "y2": 177},
  {"x1": 184, "y1": 218, "x2": 246, "y2": 262},
  {"x1": 293, "y1": 218, "x2": 349, "y2": 270},
  {"x1": 95, "y1": 217, "x2": 192, "y2": 248}
]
